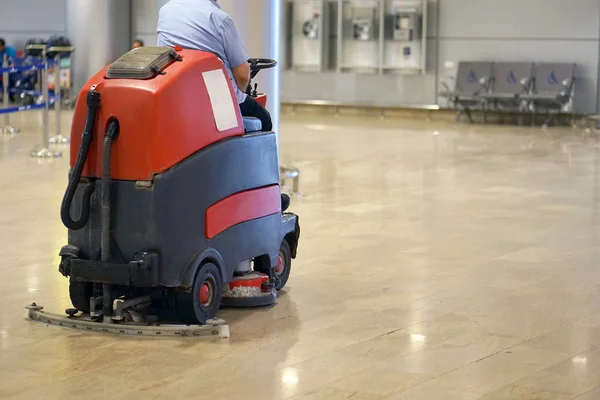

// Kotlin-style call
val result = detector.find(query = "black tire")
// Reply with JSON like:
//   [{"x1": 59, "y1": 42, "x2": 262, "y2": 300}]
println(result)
[
  {"x1": 69, "y1": 281, "x2": 93, "y2": 313},
  {"x1": 177, "y1": 263, "x2": 222, "y2": 324},
  {"x1": 274, "y1": 240, "x2": 292, "y2": 291}
]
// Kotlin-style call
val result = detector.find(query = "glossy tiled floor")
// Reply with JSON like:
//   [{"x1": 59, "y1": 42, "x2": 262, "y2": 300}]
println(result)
[{"x1": 1, "y1": 110, "x2": 600, "y2": 399}]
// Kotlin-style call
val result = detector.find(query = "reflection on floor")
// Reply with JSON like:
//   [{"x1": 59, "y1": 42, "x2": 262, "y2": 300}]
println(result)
[{"x1": 1, "y1": 110, "x2": 600, "y2": 399}]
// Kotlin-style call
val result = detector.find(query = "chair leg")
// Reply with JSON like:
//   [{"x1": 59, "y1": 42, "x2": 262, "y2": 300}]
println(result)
[
  {"x1": 455, "y1": 109, "x2": 463, "y2": 123},
  {"x1": 518, "y1": 102, "x2": 525, "y2": 126},
  {"x1": 465, "y1": 108, "x2": 474, "y2": 123},
  {"x1": 543, "y1": 112, "x2": 555, "y2": 128}
]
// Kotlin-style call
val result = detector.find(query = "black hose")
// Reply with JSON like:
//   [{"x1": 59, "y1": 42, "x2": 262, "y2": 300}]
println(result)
[
  {"x1": 101, "y1": 119, "x2": 119, "y2": 321},
  {"x1": 101, "y1": 119, "x2": 119, "y2": 262},
  {"x1": 60, "y1": 89, "x2": 101, "y2": 230}
]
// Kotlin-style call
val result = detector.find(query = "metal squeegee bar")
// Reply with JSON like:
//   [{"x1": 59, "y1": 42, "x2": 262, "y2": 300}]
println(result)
[{"x1": 25, "y1": 304, "x2": 230, "y2": 338}]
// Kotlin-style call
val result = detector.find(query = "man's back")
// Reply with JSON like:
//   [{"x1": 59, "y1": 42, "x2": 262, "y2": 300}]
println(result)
[{"x1": 157, "y1": 0, "x2": 248, "y2": 104}]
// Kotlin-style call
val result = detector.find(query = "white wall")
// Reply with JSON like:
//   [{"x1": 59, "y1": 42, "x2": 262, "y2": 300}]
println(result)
[
  {"x1": 132, "y1": 0, "x2": 160, "y2": 47},
  {"x1": 283, "y1": 0, "x2": 600, "y2": 113},
  {"x1": 67, "y1": 0, "x2": 131, "y2": 94},
  {"x1": 436, "y1": 0, "x2": 600, "y2": 113},
  {"x1": 2, "y1": 0, "x2": 599, "y2": 113},
  {"x1": 0, "y1": 0, "x2": 68, "y2": 48}
]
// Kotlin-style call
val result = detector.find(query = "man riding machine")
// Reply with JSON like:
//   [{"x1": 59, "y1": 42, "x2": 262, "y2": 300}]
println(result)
[{"x1": 57, "y1": 46, "x2": 300, "y2": 325}]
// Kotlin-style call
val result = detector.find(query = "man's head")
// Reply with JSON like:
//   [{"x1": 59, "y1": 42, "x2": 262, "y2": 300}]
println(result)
[
  {"x1": 0, "y1": 38, "x2": 6, "y2": 51},
  {"x1": 132, "y1": 39, "x2": 144, "y2": 49}
]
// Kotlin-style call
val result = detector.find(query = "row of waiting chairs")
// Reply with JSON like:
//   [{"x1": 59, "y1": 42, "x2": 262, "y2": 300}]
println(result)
[{"x1": 440, "y1": 62, "x2": 576, "y2": 126}]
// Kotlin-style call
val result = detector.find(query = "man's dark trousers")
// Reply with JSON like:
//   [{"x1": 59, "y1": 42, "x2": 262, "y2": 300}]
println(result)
[{"x1": 239, "y1": 96, "x2": 272, "y2": 132}]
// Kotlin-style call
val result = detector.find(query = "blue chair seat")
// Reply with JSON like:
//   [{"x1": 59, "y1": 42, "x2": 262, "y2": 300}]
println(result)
[{"x1": 243, "y1": 117, "x2": 262, "y2": 133}]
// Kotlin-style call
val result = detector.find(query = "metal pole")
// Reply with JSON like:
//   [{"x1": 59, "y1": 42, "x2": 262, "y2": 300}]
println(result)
[
  {"x1": 67, "y1": 0, "x2": 131, "y2": 96},
  {"x1": 49, "y1": 54, "x2": 69, "y2": 144},
  {"x1": 31, "y1": 56, "x2": 62, "y2": 158},
  {"x1": 1, "y1": 54, "x2": 19, "y2": 135},
  {"x1": 220, "y1": 0, "x2": 303, "y2": 196},
  {"x1": 2, "y1": 55, "x2": 8, "y2": 128}
]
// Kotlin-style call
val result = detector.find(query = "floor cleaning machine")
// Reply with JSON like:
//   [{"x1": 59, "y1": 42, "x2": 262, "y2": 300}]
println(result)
[{"x1": 54, "y1": 47, "x2": 300, "y2": 327}]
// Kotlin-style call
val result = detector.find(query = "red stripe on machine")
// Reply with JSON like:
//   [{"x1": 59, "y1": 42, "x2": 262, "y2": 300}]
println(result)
[{"x1": 205, "y1": 186, "x2": 281, "y2": 239}]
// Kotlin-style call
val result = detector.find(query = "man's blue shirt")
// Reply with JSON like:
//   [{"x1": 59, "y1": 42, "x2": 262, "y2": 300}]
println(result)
[
  {"x1": 157, "y1": 0, "x2": 249, "y2": 104},
  {"x1": 0, "y1": 46, "x2": 18, "y2": 64}
]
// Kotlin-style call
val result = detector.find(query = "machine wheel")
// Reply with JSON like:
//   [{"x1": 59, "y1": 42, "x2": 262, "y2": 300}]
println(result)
[
  {"x1": 69, "y1": 281, "x2": 93, "y2": 313},
  {"x1": 177, "y1": 263, "x2": 222, "y2": 324},
  {"x1": 274, "y1": 240, "x2": 292, "y2": 291}
]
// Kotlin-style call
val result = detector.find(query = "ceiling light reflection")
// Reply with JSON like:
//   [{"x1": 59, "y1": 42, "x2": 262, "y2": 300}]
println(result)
[
  {"x1": 572, "y1": 356, "x2": 587, "y2": 365},
  {"x1": 282, "y1": 370, "x2": 298, "y2": 385},
  {"x1": 411, "y1": 333, "x2": 426, "y2": 343}
]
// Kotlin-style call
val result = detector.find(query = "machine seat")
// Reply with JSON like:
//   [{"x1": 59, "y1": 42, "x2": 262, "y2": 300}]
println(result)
[{"x1": 243, "y1": 117, "x2": 262, "y2": 133}]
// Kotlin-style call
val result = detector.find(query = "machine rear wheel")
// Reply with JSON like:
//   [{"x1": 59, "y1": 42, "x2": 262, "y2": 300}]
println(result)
[
  {"x1": 274, "y1": 240, "x2": 292, "y2": 291},
  {"x1": 69, "y1": 281, "x2": 93, "y2": 313},
  {"x1": 177, "y1": 263, "x2": 222, "y2": 324}
]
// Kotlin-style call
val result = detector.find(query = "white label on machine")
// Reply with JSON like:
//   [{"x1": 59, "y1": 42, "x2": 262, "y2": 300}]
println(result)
[{"x1": 202, "y1": 69, "x2": 239, "y2": 132}]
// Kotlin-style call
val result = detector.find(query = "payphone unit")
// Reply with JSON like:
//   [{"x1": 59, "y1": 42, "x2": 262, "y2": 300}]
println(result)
[
  {"x1": 392, "y1": 10, "x2": 421, "y2": 41},
  {"x1": 382, "y1": 0, "x2": 426, "y2": 73},
  {"x1": 285, "y1": 0, "x2": 335, "y2": 71}
]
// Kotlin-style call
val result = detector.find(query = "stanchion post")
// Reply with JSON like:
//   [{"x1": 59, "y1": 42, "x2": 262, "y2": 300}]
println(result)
[
  {"x1": 31, "y1": 55, "x2": 61, "y2": 158},
  {"x1": 49, "y1": 53, "x2": 69, "y2": 144},
  {"x1": 2, "y1": 55, "x2": 7, "y2": 128},
  {"x1": 1, "y1": 54, "x2": 19, "y2": 135},
  {"x1": 279, "y1": 166, "x2": 302, "y2": 196}
]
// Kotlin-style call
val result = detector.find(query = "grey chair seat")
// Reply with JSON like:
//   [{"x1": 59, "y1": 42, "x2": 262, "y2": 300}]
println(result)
[
  {"x1": 520, "y1": 93, "x2": 558, "y2": 101},
  {"x1": 243, "y1": 117, "x2": 262, "y2": 133},
  {"x1": 441, "y1": 91, "x2": 478, "y2": 98},
  {"x1": 480, "y1": 93, "x2": 519, "y2": 100},
  {"x1": 520, "y1": 93, "x2": 571, "y2": 106}
]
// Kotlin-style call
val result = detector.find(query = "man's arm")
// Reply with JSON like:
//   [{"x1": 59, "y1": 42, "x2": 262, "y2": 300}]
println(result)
[
  {"x1": 5, "y1": 47, "x2": 17, "y2": 62},
  {"x1": 220, "y1": 17, "x2": 250, "y2": 93},
  {"x1": 231, "y1": 62, "x2": 250, "y2": 92}
]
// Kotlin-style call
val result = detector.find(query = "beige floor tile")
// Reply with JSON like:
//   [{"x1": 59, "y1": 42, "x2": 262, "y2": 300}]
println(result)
[
  {"x1": 576, "y1": 313, "x2": 600, "y2": 329},
  {"x1": 422, "y1": 346, "x2": 571, "y2": 396},
  {"x1": 328, "y1": 366, "x2": 432, "y2": 397},
  {"x1": 403, "y1": 313, "x2": 483, "y2": 344},
  {"x1": 442, "y1": 329, "x2": 523, "y2": 351},
  {"x1": 2, "y1": 112, "x2": 600, "y2": 398},
  {"x1": 575, "y1": 386, "x2": 600, "y2": 400},
  {"x1": 520, "y1": 326, "x2": 600, "y2": 355},
  {"x1": 515, "y1": 348, "x2": 600, "y2": 396},
  {"x1": 383, "y1": 379, "x2": 479, "y2": 400},
  {"x1": 290, "y1": 388, "x2": 385, "y2": 400},
  {"x1": 479, "y1": 310, "x2": 579, "y2": 340},
  {"x1": 382, "y1": 343, "x2": 500, "y2": 376},
  {"x1": 477, "y1": 385, "x2": 572, "y2": 400},
  {"x1": 337, "y1": 331, "x2": 431, "y2": 361}
]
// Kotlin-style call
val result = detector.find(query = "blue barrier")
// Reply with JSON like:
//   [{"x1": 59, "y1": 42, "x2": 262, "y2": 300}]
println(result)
[
  {"x1": 0, "y1": 96, "x2": 56, "y2": 115},
  {"x1": 9, "y1": 88, "x2": 43, "y2": 97},
  {"x1": 1, "y1": 60, "x2": 52, "y2": 116},
  {"x1": 0, "y1": 61, "x2": 50, "y2": 100},
  {"x1": 0, "y1": 61, "x2": 53, "y2": 75},
  {"x1": 1, "y1": 51, "x2": 70, "y2": 157},
  {"x1": 0, "y1": 65, "x2": 42, "y2": 74}
]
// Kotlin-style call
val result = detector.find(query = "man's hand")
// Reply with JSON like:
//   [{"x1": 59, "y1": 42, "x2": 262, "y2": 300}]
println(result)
[{"x1": 232, "y1": 62, "x2": 250, "y2": 93}]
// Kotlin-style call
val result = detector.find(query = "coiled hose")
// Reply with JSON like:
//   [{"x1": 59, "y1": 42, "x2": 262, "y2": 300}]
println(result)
[
  {"x1": 101, "y1": 119, "x2": 119, "y2": 321},
  {"x1": 60, "y1": 89, "x2": 101, "y2": 230}
]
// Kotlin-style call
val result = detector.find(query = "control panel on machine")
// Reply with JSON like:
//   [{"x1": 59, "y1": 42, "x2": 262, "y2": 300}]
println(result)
[{"x1": 245, "y1": 58, "x2": 277, "y2": 100}]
